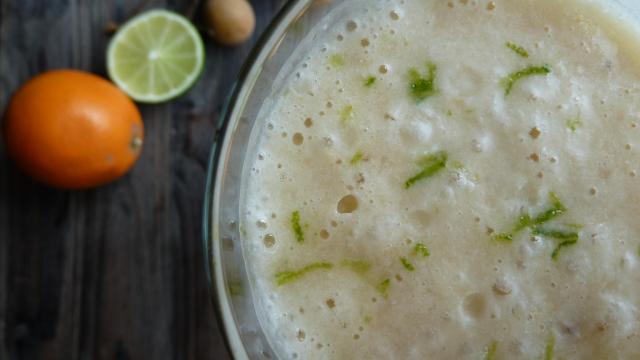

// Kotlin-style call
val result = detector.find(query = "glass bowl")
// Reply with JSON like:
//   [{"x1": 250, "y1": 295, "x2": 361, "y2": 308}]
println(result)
[{"x1": 203, "y1": 0, "x2": 640, "y2": 359}]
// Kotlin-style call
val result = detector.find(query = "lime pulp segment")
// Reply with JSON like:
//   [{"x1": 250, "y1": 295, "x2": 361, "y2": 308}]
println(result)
[{"x1": 107, "y1": 9, "x2": 205, "y2": 103}]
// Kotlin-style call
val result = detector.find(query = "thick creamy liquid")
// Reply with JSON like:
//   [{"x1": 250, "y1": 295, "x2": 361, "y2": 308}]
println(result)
[{"x1": 241, "y1": 0, "x2": 640, "y2": 358}]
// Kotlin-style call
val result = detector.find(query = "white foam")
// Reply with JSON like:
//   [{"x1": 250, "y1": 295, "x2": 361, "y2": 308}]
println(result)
[{"x1": 241, "y1": 0, "x2": 640, "y2": 358}]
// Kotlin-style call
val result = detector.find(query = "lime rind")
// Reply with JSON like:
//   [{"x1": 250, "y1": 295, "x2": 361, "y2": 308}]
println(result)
[{"x1": 107, "y1": 9, "x2": 205, "y2": 103}]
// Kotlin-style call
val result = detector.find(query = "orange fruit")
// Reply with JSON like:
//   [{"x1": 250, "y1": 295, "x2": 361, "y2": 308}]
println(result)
[{"x1": 4, "y1": 69, "x2": 143, "y2": 189}]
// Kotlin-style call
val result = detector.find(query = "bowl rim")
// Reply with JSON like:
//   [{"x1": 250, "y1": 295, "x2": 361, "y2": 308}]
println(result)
[
  {"x1": 202, "y1": 0, "x2": 311, "y2": 358},
  {"x1": 202, "y1": 0, "x2": 640, "y2": 358}
]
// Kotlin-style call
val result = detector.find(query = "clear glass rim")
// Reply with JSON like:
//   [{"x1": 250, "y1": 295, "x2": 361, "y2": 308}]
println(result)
[{"x1": 202, "y1": 0, "x2": 311, "y2": 358}]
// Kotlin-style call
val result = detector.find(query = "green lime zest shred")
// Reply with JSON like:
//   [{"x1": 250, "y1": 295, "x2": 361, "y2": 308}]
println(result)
[
  {"x1": 506, "y1": 42, "x2": 529, "y2": 58},
  {"x1": 532, "y1": 226, "x2": 579, "y2": 259},
  {"x1": 551, "y1": 238, "x2": 578, "y2": 260},
  {"x1": 404, "y1": 151, "x2": 448, "y2": 189},
  {"x1": 492, "y1": 233, "x2": 514, "y2": 242},
  {"x1": 413, "y1": 243, "x2": 430, "y2": 257},
  {"x1": 400, "y1": 257, "x2": 415, "y2": 271},
  {"x1": 408, "y1": 62, "x2": 438, "y2": 102},
  {"x1": 329, "y1": 53, "x2": 345, "y2": 67},
  {"x1": 512, "y1": 214, "x2": 532, "y2": 232},
  {"x1": 340, "y1": 105, "x2": 354, "y2": 123},
  {"x1": 275, "y1": 262, "x2": 334, "y2": 286},
  {"x1": 501, "y1": 64, "x2": 551, "y2": 96},
  {"x1": 363, "y1": 315, "x2": 373, "y2": 324},
  {"x1": 350, "y1": 151, "x2": 364, "y2": 165},
  {"x1": 491, "y1": 192, "x2": 574, "y2": 246},
  {"x1": 544, "y1": 335, "x2": 555, "y2": 360},
  {"x1": 485, "y1": 340, "x2": 498, "y2": 360},
  {"x1": 364, "y1": 76, "x2": 377, "y2": 87},
  {"x1": 376, "y1": 278, "x2": 391, "y2": 298},
  {"x1": 291, "y1": 211, "x2": 305, "y2": 243},
  {"x1": 341, "y1": 259, "x2": 372, "y2": 275},
  {"x1": 566, "y1": 116, "x2": 582, "y2": 132},
  {"x1": 533, "y1": 192, "x2": 566, "y2": 224},
  {"x1": 532, "y1": 227, "x2": 579, "y2": 240},
  {"x1": 446, "y1": 109, "x2": 453, "y2": 117},
  {"x1": 510, "y1": 192, "x2": 565, "y2": 232}
]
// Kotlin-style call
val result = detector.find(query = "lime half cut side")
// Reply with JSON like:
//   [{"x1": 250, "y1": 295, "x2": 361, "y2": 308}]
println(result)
[{"x1": 107, "y1": 9, "x2": 205, "y2": 103}]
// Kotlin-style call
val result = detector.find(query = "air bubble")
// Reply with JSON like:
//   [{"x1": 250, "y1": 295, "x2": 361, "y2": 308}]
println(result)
[
  {"x1": 379, "y1": 64, "x2": 388, "y2": 74},
  {"x1": 337, "y1": 195, "x2": 359, "y2": 213},
  {"x1": 293, "y1": 133, "x2": 304, "y2": 145},
  {"x1": 463, "y1": 293, "x2": 487, "y2": 318},
  {"x1": 304, "y1": 117, "x2": 313, "y2": 127},
  {"x1": 492, "y1": 279, "x2": 512, "y2": 295},
  {"x1": 264, "y1": 234, "x2": 275, "y2": 247},
  {"x1": 346, "y1": 20, "x2": 358, "y2": 32},
  {"x1": 326, "y1": 298, "x2": 336, "y2": 308}
]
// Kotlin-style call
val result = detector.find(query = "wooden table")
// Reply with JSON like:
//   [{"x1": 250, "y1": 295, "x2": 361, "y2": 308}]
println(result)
[{"x1": 0, "y1": 0, "x2": 286, "y2": 358}]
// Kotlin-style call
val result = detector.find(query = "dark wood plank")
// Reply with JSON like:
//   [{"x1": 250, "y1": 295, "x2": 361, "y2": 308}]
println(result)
[
  {"x1": 0, "y1": 0, "x2": 287, "y2": 359},
  {"x1": 0, "y1": 0, "x2": 8, "y2": 336}
]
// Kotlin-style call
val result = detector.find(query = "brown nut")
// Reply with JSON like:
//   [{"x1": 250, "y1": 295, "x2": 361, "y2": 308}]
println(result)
[{"x1": 206, "y1": 0, "x2": 256, "y2": 46}]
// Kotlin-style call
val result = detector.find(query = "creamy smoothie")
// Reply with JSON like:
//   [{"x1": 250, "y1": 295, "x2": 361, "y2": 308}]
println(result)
[{"x1": 241, "y1": 0, "x2": 640, "y2": 358}]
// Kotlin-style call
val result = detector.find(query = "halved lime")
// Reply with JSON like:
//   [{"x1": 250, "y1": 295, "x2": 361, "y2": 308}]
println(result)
[{"x1": 107, "y1": 9, "x2": 205, "y2": 103}]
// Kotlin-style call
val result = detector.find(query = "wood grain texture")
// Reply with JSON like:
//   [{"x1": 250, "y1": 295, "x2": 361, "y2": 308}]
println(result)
[{"x1": 0, "y1": 0, "x2": 287, "y2": 359}]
